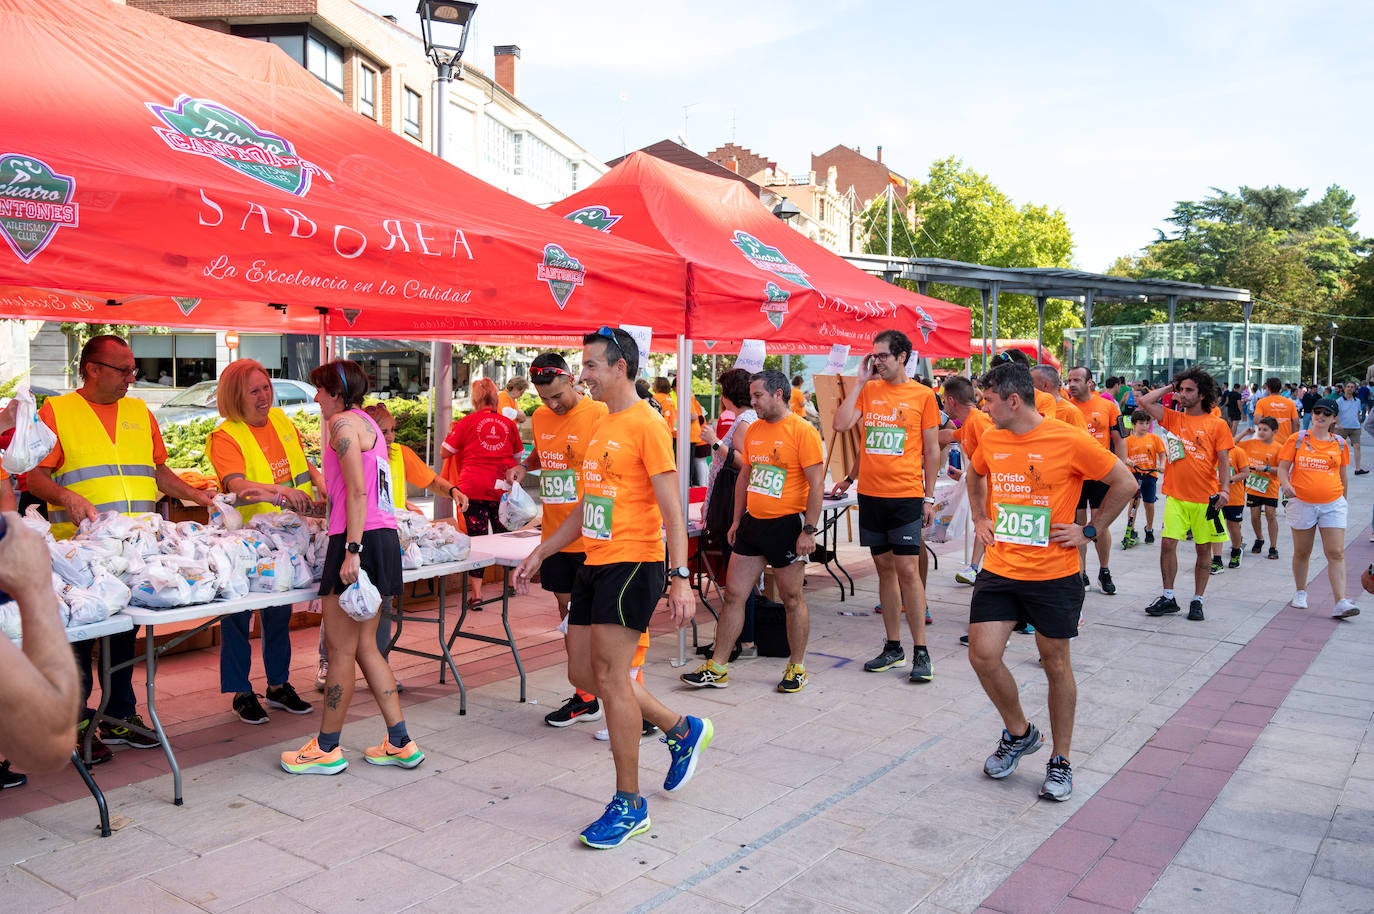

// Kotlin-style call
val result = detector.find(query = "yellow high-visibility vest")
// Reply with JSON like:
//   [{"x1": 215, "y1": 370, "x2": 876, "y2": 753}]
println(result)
[
  {"x1": 212, "y1": 408, "x2": 314, "y2": 522},
  {"x1": 388, "y1": 444, "x2": 407, "y2": 511},
  {"x1": 46, "y1": 393, "x2": 159, "y2": 540}
]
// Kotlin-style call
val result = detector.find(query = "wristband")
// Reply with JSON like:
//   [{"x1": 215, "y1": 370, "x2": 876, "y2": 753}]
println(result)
[{"x1": 923, "y1": 496, "x2": 936, "y2": 504}]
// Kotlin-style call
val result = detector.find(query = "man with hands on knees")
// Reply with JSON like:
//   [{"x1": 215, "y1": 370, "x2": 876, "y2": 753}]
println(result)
[{"x1": 513, "y1": 327, "x2": 712, "y2": 850}]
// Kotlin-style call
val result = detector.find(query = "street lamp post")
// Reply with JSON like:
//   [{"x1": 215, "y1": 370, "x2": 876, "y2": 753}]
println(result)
[
  {"x1": 772, "y1": 197, "x2": 801, "y2": 223},
  {"x1": 1313, "y1": 336, "x2": 1321, "y2": 387},
  {"x1": 417, "y1": 0, "x2": 477, "y2": 519},
  {"x1": 1328, "y1": 322, "x2": 1337, "y2": 389}
]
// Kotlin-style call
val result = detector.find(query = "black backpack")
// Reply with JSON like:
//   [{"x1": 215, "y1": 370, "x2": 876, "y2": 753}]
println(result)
[{"x1": 703, "y1": 454, "x2": 739, "y2": 550}]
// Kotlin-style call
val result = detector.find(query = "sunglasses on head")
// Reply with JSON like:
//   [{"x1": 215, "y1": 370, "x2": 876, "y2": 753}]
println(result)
[
  {"x1": 530, "y1": 366, "x2": 573, "y2": 383},
  {"x1": 595, "y1": 326, "x2": 627, "y2": 364}
]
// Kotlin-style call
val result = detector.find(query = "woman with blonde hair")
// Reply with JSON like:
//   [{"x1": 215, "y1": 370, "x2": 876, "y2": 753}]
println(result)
[{"x1": 207, "y1": 359, "x2": 321, "y2": 724}]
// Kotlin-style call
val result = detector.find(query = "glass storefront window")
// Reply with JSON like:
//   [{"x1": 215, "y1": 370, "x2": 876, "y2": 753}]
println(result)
[{"x1": 1062, "y1": 322, "x2": 1302, "y2": 387}]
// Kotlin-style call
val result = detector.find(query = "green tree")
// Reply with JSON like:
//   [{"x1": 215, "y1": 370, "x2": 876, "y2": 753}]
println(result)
[{"x1": 863, "y1": 157, "x2": 1080, "y2": 355}]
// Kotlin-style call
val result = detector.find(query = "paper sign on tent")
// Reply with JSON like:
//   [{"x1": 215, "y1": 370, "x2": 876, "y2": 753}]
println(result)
[
  {"x1": 620, "y1": 324, "x2": 652, "y2": 377},
  {"x1": 906, "y1": 351, "x2": 922, "y2": 378},
  {"x1": 823, "y1": 344, "x2": 850, "y2": 375},
  {"x1": 734, "y1": 339, "x2": 766, "y2": 374}
]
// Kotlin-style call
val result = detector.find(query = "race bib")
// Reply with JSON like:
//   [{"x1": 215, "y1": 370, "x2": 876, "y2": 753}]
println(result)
[
  {"x1": 1165, "y1": 434, "x2": 1186, "y2": 463},
  {"x1": 539, "y1": 469, "x2": 578, "y2": 504},
  {"x1": 1247, "y1": 471, "x2": 1270, "y2": 493},
  {"x1": 864, "y1": 425, "x2": 907, "y2": 456},
  {"x1": 747, "y1": 463, "x2": 786, "y2": 498},
  {"x1": 581, "y1": 494, "x2": 614, "y2": 541},
  {"x1": 377, "y1": 462, "x2": 395, "y2": 514},
  {"x1": 993, "y1": 503, "x2": 1050, "y2": 547}
]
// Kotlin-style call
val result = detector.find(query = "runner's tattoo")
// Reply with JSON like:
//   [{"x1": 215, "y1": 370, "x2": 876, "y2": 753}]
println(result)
[{"x1": 326, "y1": 684, "x2": 343, "y2": 710}]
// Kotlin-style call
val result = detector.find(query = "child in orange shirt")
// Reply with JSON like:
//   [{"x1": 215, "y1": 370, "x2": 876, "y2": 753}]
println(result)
[
  {"x1": 1123, "y1": 409, "x2": 1165, "y2": 545},
  {"x1": 1236, "y1": 417, "x2": 1282, "y2": 560}
]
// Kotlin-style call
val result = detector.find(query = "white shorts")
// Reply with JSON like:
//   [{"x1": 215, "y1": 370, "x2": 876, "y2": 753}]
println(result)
[{"x1": 1287, "y1": 496, "x2": 1347, "y2": 531}]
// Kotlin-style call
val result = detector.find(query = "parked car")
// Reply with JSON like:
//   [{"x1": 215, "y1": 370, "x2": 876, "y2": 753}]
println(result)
[{"x1": 154, "y1": 378, "x2": 319, "y2": 426}]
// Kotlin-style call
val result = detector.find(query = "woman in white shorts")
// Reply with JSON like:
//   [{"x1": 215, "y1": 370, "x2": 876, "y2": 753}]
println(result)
[{"x1": 1278, "y1": 397, "x2": 1358, "y2": 618}]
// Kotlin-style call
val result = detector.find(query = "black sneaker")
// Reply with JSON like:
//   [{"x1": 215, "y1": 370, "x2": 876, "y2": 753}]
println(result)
[
  {"x1": 1251, "y1": 538, "x2": 1264, "y2": 555},
  {"x1": 0, "y1": 760, "x2": 27, "y2": 789},
  {"x1": 1145, "y1": 595, "x2": 1181, "y2": 617},
  {"x1": 265, "y1": 683, "x2": 313, "y2": 715},
  {"x1": 1098, "y1": 569, "x2": 1116, "y2": 595},
  {"x1": 1268, "y1": 547, "x2": 1279, "y2": 560},
  {"x1": 99, "y1": 714, "x2": 160, "y2": 749},
  {"x1": 1080, "y1": 572, "x2": 1090, "y2": 588},
  {"x1": 1228, "y1": 548, "x2": 1242, "y2": 569},
  {"x1": 1187, "y1": 599, "x2": 1205, "y2": 622},
  {"x1": 641, "y1": 720, "x2": 659, "y2": 738},
  {"x1": 233, "y1": 692, "x2": 269, "y2": 725},
  {"x1": 959, "y1": 634, "x2": 970, "y2": 646},
  {"x1": 909, "y1": 647, "x2": 933, "y2": 683},
  {"x1": 545, "y1": 694, "x2": 605, "y2": 727},
  {"x1": 863, "y1": 644, "x2": 905, "y2": 672},
  {"x1": 1209, "y1": 557, "x2": 1224, "y2": 575},
  {"x1": 1144, "y1": 529, "x2": 1155, "y2": 544}
]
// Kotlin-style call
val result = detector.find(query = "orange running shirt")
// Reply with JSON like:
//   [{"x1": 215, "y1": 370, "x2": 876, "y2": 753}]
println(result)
[
  {"x1": 1125, "y1": 432, "x2": 1165, "y2": 476},
  {"x1": 1033, "y1": 390, "x2": 1087, "y2": 429},
  {"x1": 38, "y1": 396, "x2": 169, "y2": 470},
  {"x1": 532, "y1": 395, "x2": 608, "y2": 553},
  {"x1": 1070, "y1": 396, "x2": 1120, "y2": 450},
  {"x1": 956, "y1": 408, "x2": 994, "y2": 462},
  {"x1": 580, "y1": 399, "x2": 676, "y2": 565},
  {"x1": 1157, "y1": 409, "x2": 1234, "y2": 503},
  {"x1": 1254, "y1": 395, "x2": 1298, "y2": 442},
  {"x1": 1279, "y1": 433, "x2": 1348, "y2": 504},
  {"x1": 1227, "y1": 443, "x2": 1250, "y2": 507},
  {"x1": 855, "y1": 378, "x2": 940, "y2": 498},
  {"x1": 497, "y1": 390, "x2": 520, "y2": 416},
  {"x1": 1243, "y1": 439, "x2": 1282, "y2": 498},
  {"x1": 789, "y1": 387, "x2": 806, "y2": 416},
  {"x1": 208, "y1": 421, "x2": 308, "y2": 486},
  {"x1": 742, "y1": 412, "x2": 823, "y2": 519},
  {"x1": 969, "y1": 420, "x2": 1119, "y2": 581},
  {"x1": 400, "y1": 445, "x2": 437, "y2": 489}
]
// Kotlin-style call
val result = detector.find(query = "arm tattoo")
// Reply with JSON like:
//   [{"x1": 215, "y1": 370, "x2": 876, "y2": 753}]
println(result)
[
  {"x1": 332, "y1": 435, "x2": 352, "y2": 458},
  {"x1": 325, "y1": 683, "x2": 343, "y2": 710}
]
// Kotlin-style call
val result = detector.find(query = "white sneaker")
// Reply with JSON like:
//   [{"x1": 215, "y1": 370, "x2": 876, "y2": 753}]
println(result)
[
  {"x1": 314, "y1": 660, "x2": 328, "y2": 692},
  {"x1": 1332, "y1": 599, "x2": 1360, "y2": 619},
  {"x1": 1290, "y1": 591, "x2": 1308, "y2": 609},
  {"x1": 955, "y1": 564, "x2": 979, "y2": 585},
  {"x1": 593, "y1": 728, "x2": 610, "y2": 741}
]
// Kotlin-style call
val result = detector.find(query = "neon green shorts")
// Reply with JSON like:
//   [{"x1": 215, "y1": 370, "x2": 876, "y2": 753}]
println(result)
[{"x1": 1161, "y1": 497, "x2": 1228, "y2": 544}]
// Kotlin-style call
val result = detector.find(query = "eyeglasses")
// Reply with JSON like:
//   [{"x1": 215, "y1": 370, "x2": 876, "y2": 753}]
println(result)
[
  {"x1": 870, "y1": 352, "x2": 894, "y2": 362},
  {"x1": 1312, "y1": 408, "x2": 1336, "y2": 417},
  {"x1": 530, "y1": 366, "x2": 573, "y2": 383},
  {"x1": 91, "y1": 359, "x2": 137, "y2": 377},
  {"x1": 595, "y1": 326, "x2": 627, "y2": 365}
]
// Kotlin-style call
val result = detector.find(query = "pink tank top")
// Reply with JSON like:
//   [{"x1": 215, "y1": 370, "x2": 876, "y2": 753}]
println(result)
[{"x1": 324, "y1": 409, "x2": 398, "y2": 536}]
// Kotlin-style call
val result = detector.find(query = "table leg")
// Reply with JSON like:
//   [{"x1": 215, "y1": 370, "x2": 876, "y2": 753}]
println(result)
[
  {"x1": 141, "y1": 627, "x2": 182, "y2": 805},
  {"x1": 499, "y1": 569, "x2": 526, "y2": 703},
  {"x1": 435, "y1": 575, "x2": 466, "y2": 714},
  {"x1": 70, "y1": 749, "x2": 111, "y2": 838},
  {"x1": 84, "y1": 635, "x2": 115, "y2": 765}
]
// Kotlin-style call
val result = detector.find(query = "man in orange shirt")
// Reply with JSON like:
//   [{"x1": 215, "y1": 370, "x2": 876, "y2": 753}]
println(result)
[
  {"x1": 1030, "y1": 365, "x2": 1088, "y2": 430},
  {"x1": 1253, "y1": 376, "x2": 1298, "y2": 442},
  {"x1": 940, "y1": 376, "x2": 991, "y2": 583},
  {"x1": 683, "y1": 370, "x2": 824, "y2": 693},
  {"x1": 514, "y1": 327, "x2": 710, "y2": 849},
  {"x1": 1066, "y1": 367, "x2": 1128, "y2": 595},
  {"x1": 789, "y1": 375, "x2": 808, "y2": 417},
  {"x1": 1134, "y1": 368, "x2": 1234, "y2": 622},
  {"x1": 832, "y1": 329, "x2": 940, "y2": 683},
  {"x1": 966, "y1": 360, "x2": 1135, "y2": 802}
]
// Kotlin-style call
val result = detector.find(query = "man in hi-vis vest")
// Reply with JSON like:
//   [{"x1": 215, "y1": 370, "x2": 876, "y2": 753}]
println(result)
[{"x1": 29, "y1": 335, "x2": 216, "y2": 764}]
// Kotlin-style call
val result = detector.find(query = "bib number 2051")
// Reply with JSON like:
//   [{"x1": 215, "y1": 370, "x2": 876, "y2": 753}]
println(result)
[{"x1": 994, "y1": 503, "x2": 1050, "y2": 547}]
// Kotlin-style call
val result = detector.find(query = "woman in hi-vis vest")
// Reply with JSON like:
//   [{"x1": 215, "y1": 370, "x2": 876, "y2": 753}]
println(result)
[{"x1": 207, "y1": 359, "x2": 322, "y2": 725}]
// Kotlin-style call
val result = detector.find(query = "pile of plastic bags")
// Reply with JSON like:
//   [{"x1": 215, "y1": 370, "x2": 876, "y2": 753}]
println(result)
[{"x1": 395, "y1": 510, "x2": 471, "y2": 570}]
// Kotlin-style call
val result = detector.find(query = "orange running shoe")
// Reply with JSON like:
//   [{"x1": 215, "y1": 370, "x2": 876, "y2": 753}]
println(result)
[
  {"x1": 364, "y1": 738, "x2": 425, "y2": 769},
  {"x1": 280, "y1": 737, "x2": 347, "y2": 776}
]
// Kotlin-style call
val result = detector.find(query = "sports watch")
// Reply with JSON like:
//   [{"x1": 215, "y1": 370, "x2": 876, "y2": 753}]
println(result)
[
  {"x1": 668, "y1": 566, "x2": 691, "y2": 580},
  {"x1": 801, "y1": 524, "x2": 819, "y2": 535},
  {"x1": 345, "y1": 541, "x2": 363, "y2": 554},
  {"x1": 1082, "y1": 525, "x2": 1097, "y2": 542}
]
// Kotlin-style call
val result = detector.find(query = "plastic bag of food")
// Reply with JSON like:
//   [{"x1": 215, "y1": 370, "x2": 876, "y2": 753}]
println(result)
[
  {"x1": 49, "y1": 540, "x2": 95, "y2": 588},
  {"x1": 128, "y1": 564, "x2": 192, "y2": 608},
  {"x1": 0, "y1": 602, "x2": 22, "y2": 640},
  {"x1": 1, "y1": 387, "x2": 58, "y2": 474},
  {"x1": 291, "y1": 553, "x2": 314, "y2": 588},
  {"x1": 21, "y1": 504, "x2": 52, "y2": 538},
  {"x1": 208, "y1": 494, "x2": 243, "y2": 531},
  {"x1": 401, "y1": 542, "x2": 423, "y2": 570},
  {"x1": 249, "y1": 552, "x2": 293, "y2": 593},
  {"x1": 339, "y1": 568, "x2": 381, "y2": 622},
  {"x1": 495, "y1": 479, "x2": 538, "y2": 530},
  {"x1": 89, "y1": 566, "x2": 131, "y2": 616}
]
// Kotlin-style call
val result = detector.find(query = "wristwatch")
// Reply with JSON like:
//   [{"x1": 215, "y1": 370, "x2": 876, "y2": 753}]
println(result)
[
  {"x1": 1082, "y1": 524, "x2": 1097, "y2": 541},
  {"x1": 668, "y1": 566, "x2": 691, "y2": 580},
  {"x1": 345, "y1": 541, "x2": 363, "y2": 554},
  {"x1": 801, "y1": 523, "x2": 819, "y2": 535},
  {"x1": 711, "y1": 442, "x2": 720, "y2": 451}
]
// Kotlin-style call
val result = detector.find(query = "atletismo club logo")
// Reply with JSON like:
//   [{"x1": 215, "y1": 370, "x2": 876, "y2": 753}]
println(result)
[
  {"x1": 731, "y1": 230, "x2": 812, "y2": 288},
  {"x1": 148, "y1": 96, "x2": 331, "y2": 197},
  {"x1": 0, "y1": 154, "x2": 79, "y2": 264},
  {"x1": 915, "y1": 305, "x2": 938, "y2": 342},
  {"x1": 564, "y1": 205, "x2": 622, "y2": 233},
  {"x1": 761, "y1": 282, "x2": 791, "y2": 329},
  {"x1": 537, "y1": 244, "x2": 586, "y2": 309}
]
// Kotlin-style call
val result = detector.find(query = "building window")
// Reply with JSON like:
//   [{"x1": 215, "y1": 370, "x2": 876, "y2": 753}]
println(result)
[
  {"x1": 359, "y1": 65, "x2": 377, "y2": 120},
  {"x1": 233, "y1": 25, "x2": 344, "y2": 99},
  {"x1": 129, "y1": 332, "x2": 217, "y2": 387},
  {"x1": 512, "y1": 132, "x2": 523, "y2": 175},
  {"x1": 484, "y1": 115, "x2": 515, "y2": 175},
  {"x1": 403, "y1": 87, "x2": 422, "y2": 139}
]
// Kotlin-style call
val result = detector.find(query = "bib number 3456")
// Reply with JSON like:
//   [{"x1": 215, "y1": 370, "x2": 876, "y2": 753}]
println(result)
[{"x1": 993, "y1": 503, "x2": 1050, "y2": 547}]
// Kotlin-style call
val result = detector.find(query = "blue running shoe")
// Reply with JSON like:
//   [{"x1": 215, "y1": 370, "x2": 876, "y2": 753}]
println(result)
[
  {"x1": 580, "y1": 795, "x2": 650, "y2": 849},
  {"x1": 662, "y1": 716, "x2": 713, "y2": 792}
]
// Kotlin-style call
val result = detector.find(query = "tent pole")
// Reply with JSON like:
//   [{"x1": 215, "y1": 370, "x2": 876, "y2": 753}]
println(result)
[
  {"x1": 1036, "y1": 296, "x2": 1046, "y2": 366},
  {"x1": 980, "y1": 287, "x2": 990, "y2": 372},
  {"x1": 1167, "y1": 295, "x2": 1178, "y2": 382},
  {"x1": 1242, "y1": 301, "x2": 1254, "y2": 388},
  {"x1": 989, "y1": 281, "x2": 1000, "y2": 365},
  {"x1": 1082, "y1": 290, "x2": 1095, "y2": 372},
  {"x1": 433, "y1": 343, "x2": 454, "y2": 520},
  {"x1": 675, "y1": 333, "x2": 692, "y2": 669}
]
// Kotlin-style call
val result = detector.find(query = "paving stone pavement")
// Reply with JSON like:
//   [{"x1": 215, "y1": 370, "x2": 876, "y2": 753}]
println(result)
[{"x1": 2, "y1": 484, "x2": 1371, "y2": 913}]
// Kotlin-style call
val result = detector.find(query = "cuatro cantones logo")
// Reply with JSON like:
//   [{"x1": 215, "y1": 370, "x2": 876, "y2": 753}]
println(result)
[
  {"x1": 148, "y1": 97, "x2": 331, "y2": 197},
  {"x1": 0, "y1": 154, "x2": 79, "y2": 263},
  {"x1": 537, "y1": 244, "x2": 586, "y2": 309},
  {"x1": 731, "y1": 230, "x2": 812, "y2": 289},
  {"x1": 564, "y1": 205, "x2": 622, "y2": 233},
  {"x1": 761, "y1": 282, "x2": 790, "y2": 329}
]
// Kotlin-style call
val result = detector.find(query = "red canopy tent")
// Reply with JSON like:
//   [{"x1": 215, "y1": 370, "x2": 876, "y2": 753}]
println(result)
[
  {"x1": 550, "y1": 153, "x2": 970, "y2": 357},
  {"x1": 0, "y1": 0, "x2": 687, "y2": 339}
]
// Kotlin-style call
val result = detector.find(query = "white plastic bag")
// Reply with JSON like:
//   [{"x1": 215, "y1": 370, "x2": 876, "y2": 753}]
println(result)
[
  {"x1": 1, "y1": 387, "x2": 57, "y2": 474},
  {"x1": 339, "y1": 568, "x2": 381, "y2": 622},
  {"x1": 21, "y1": 504, "x2": 52, "y2": 538},
  {"x1": 250, "y1": 552, "x2": 293, "y2": 593},
  {"x1": 495, "y1": 479, "x2": 538, "y2": 530},
  {"x1": 401, "y1": 542, "x2": 423, "y2": 570},
  {"x1": 923, "y1": 480, "x2": 968, "y2": 544},
  {"x1": 208, "y1": 494, "x2": 243, "y2": 530}
]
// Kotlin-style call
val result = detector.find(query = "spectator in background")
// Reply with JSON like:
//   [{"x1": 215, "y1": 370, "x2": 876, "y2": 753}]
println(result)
[
  {"x1": 1357, "y1": 380, "x2": 1372, "y2": 423},
  {"x1": 1337, "y1": 382, "x2": 1367, "y2": 475},
  {"x1": 157, "y1": 369, "x2": 172, "y2": 385},
  {"x1": 790, "y1": 375, "x2": 808, "y2": 417},
  {"x1": 651, "y1": 377, "x2": 675, "y2": 418}
]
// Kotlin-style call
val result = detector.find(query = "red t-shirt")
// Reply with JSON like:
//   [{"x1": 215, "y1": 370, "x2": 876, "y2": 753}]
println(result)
[{"x1": 443, "y1": 408, "x2": 523, "y2": 502}]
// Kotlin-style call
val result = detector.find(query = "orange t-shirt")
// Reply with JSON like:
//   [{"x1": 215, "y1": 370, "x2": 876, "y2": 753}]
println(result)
[
  {"x1": 1226, "y1": 443, "x2": 1250, "y2": 507},
  {"x1": 1157, "y1": 409, "x2": 1234, "y2": 503},
  {"x1": 1254, "y1": 395, "x2": 1297, "y2": 442},
  {"x1": 532, "y1": 395, "x2": 608, "y2": 553},
  {"x1": 1243, "y1": 439, "x2": 1282, "y2": 498},
  {"x1": 855, "y1": 378, "x2": 940, "y2": 498},
  {"x1": 208, "y1": 422, "x2": 309, "y2": 487},
  {"x1": 1125, "y1": 432, "x2": 1165, "y2": 476},
  {"x1": 955, "y1": 407, "x2": 993, "y2": 462},
  {"x1": 400, "y1": 445, "x2": 437, "y2": 489},
  {"x1": 1033, "y1": 390, "x2": 1087, "y2": 429},
  {"x1": 497, "y1": 390, "x2": 521, "y2": 417},
  {"x1": 37, "y1": 395, "x2": 169, "y2": 470},
  {"x1": 969, "y1": 419, "x2": 1119, "y2": 581},
  {"x1": 742, "y1": 412, "x2": 823, "y2": 519},
  {"x1": 1280, "y1": 433, "x2": 1349, "y2": 504},
  {"x1": 1070, "y1": 396, "x2": 1120, "y2": 451},
  {"x1": 580, "y1": 399, "x2": 676, "y2": 564},
  {"x1": 789, "y1": 387, "x2": 806, "y2": 417}
]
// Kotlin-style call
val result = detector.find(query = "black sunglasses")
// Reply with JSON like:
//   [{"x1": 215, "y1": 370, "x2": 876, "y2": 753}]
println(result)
[{"x1": 1312, "y1": 408, "x2": 1336, "y2": 417}]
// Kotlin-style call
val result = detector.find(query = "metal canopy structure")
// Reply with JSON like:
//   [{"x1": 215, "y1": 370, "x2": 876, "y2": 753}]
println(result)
[{"x1": 845, "y1": 255, "x2": 1254, "y2": 377}]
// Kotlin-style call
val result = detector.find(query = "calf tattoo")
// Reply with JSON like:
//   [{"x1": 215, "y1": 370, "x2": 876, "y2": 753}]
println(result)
[{"x1": 326, "y1": 684, "x2": 343, "y2": 710}]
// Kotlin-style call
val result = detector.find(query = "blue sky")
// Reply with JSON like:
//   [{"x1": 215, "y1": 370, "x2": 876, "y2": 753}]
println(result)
[{"x1": 375, "y1": 0, "x2": 1373, "y2": 273}]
